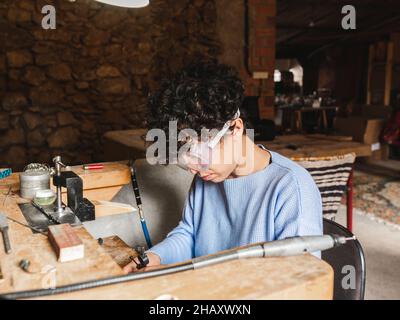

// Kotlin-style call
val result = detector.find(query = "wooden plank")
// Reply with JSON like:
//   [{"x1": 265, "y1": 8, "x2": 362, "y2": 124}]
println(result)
[
  {"x1": 92, "y1": 200, "x2": 136, "y2": 218},
  {"x1": 59, "y1": 186, "x2": 123, "y2": 204},
  {"x1": 34, "y1": 255, "x2": 333, "y2": 300},
  {"x1": 68, "y1": 162, "x2": 131, "y2": 190},
  {"x1": 1, "y1": 162, "x2": 131, "y2": 194},
  {"x1": 258, "y1": 135, "x2": 371, "y2": 158},
  {"x1": 83, "y1": 186, "x2": 123, "y2": 203},
  {"x1": 0, "y1": 225, "x2": 123, "y2": 294},
  {"x1": 101, "y1": 236, "x2": 137, "y2": 268},
  {"x1": 48, "y1": 224, "x2": 84, "y2": 263}
]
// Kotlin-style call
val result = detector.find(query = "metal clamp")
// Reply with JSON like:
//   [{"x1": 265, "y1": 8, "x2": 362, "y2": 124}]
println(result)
[{"x1": 130, "y1": 246, "x2": 150, "y2": 270}]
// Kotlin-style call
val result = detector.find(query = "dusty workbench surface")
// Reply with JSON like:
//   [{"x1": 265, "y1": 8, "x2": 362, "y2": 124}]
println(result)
[{"x1": 0, "y1": 162, "x2": 334, "y2": 300}]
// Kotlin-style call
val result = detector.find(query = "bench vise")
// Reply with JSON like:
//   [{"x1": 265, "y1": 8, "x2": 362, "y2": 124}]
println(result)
[{"x1": 19, "y1": 156, "x2": 95, "y2": 233}]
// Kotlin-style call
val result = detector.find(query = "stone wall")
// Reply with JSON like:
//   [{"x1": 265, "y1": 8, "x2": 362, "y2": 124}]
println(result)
[{"x1": 0, "y1": 0, "x2": 221, "y2": 170}]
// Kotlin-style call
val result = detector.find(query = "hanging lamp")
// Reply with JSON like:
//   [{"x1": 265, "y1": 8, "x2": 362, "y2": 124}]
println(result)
[{"x1": 95, "y1": 0, "x2": 149, "y2": 8}]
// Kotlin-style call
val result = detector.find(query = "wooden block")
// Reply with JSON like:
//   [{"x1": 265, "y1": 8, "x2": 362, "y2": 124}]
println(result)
[
  {"x1": 101, "y1": 236, "x2": 138, "y2": 268},
  {"x1": 48, "y1": 224, "x2": 84, "y2": 262}
]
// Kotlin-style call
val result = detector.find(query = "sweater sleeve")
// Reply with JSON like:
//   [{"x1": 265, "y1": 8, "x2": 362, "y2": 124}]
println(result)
[
  {"x1": 146, "y1": 186, "x2": 195, "y2": 265},
  {"x1": 273, "y1": 172, "x2": 323, "y2": 256}
]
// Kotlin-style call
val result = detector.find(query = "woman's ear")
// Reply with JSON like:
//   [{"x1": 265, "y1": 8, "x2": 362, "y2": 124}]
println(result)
[{"x1": 232, "y1": 118, "x2": 244, "y2": 137}]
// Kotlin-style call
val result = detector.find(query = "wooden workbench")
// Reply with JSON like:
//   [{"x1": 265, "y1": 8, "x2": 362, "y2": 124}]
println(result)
[
  {"x1": 0, "y1": 162, "x2": 334, "y2": 300},
  {"x1": 258, "y1": 134, "x2": 372, "y2": 158}
]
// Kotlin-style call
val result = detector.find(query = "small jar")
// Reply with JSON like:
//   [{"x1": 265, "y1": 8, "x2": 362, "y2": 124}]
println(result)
[{"x1": 33, "y1": 189, "x2": 56, "y2": 206}]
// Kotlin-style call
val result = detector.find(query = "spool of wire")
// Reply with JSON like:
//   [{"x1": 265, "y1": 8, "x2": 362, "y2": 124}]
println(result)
[{"x1": 19, "y1": 163, "x2": 52, "y2": 200}]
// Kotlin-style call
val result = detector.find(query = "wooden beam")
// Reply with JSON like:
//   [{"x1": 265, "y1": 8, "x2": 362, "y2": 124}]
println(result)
[
  {"x1": 307, "y1": 14, "x2": 400, "y2": 58},
  {"x1": 384, "y1": 41, "x2": 394, "y2": 106},
  {"x1": 366, "y1": 44, "x2": 374, "y2": 105}
]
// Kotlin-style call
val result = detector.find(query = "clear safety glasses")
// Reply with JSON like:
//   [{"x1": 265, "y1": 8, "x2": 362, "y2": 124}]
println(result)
[{"x1": 177, "y1": 109, "x2": 241, "y2": 172}]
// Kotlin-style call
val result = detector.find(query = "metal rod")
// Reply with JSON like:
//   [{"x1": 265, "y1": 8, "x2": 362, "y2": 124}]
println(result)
[
  {"x1": 6, "y1": 216, "x2": 48, "y2": 236},
  {"x1": 53, "y1": 156, "x2": 64, "y2": 214}
]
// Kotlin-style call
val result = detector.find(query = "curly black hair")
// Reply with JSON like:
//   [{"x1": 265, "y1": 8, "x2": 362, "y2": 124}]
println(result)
[{"x1": 147, "y1": 61, "x2": 246, "y2": 134}]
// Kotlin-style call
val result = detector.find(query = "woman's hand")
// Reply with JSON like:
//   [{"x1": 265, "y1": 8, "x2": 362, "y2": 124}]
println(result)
[{"x1": 123, "y1": 252, "x2": 161, "y2": 274}]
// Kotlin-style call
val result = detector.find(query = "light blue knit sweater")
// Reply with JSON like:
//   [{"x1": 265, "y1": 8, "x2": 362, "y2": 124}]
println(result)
[{"x1": 148, "y1": 150, "x2": 323, "y2": 264}]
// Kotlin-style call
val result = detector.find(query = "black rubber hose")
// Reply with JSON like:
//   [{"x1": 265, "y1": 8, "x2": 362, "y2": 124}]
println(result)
[{"x1": 0, "y1": 263, "x2": 193, "y2": 300}]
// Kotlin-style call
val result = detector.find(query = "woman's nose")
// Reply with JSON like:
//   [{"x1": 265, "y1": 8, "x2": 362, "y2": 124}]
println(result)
[{"x1": 198, "y1": 171, "x2": 211, "y2": 178}]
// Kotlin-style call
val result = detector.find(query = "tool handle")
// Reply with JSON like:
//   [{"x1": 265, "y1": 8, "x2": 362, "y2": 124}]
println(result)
[
  {"x1": 130, "y1": 164, "x2": 153, "y2": 248},
  {"x1": 2, "y1": 228, "x2": 11, "y2": 254},
  {"x1": 140, "y1": 219, "x2": 153, "y2": 248},
  {"x1": 261, "y1": 235, "x2": 336, "y2": 257},
  {"x1": 83, "y1": 164, "x2": 104, "y2": 170},
  {"x1": 131, "y1": 166, "x2": 142, "y2": 207}
]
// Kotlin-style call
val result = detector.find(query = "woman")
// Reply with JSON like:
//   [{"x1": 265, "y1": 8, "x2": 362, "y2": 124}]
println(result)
[{"x1": 124, "y1": 62, "x2": 322, "y2": 273}]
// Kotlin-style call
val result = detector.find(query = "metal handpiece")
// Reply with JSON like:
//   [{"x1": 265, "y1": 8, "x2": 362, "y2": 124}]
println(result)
[
  {"x1": 259, "y1": 234, "x2": 338, "y2": 257},
  {"x1": 192, "y1": 234, "x2": 356, "y2": 269}
]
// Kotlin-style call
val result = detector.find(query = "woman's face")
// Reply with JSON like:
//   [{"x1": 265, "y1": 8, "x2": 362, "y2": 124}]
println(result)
[{"x1": 189, "y1": 120, "x2": 244, "y2": 183}]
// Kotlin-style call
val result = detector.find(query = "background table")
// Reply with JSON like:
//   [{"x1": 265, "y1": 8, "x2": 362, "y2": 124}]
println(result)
[
  {"x1": 258, "y1": 134, "x2": 372, "y2": 158},
  {"x1": 103, "y1": 130, "x2": 372, "y2": 161}
]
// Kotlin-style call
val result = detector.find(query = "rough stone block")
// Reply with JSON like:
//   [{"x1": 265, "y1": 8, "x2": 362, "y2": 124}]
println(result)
[{"x1": 6, "y1": 50, "x2": 33, "y2": 68}]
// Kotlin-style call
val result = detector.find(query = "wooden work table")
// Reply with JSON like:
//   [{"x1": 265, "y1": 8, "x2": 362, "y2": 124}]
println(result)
[
  {"x1": 103, "y1": 129, "x2": 372, "y2": 162},
  {"x1": 258, "y1": 134, "x2": 372, "y2": 158},
  {"x1": 0, "y1": 162, "x2": 334, "y2": 300}
]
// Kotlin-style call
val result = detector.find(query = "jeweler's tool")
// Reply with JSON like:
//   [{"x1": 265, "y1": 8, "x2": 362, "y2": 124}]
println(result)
[
  {"x1": 0, "y1": 212, "x2": 12, "y2": 254},
  {"x1": 52, "y1": 156, "x2": 95, "y2": 222},
  {"x1": 130, "y1": 164, "x2": 152, "y2": 248},
  {"x1": 129, "y1": 246, "x2": 150, "y2": 270}
]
